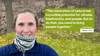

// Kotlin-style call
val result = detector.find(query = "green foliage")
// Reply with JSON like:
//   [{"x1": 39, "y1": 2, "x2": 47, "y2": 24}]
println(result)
[
  {"x1": 37, "y1": 38, "x2": 100, "y2": 56},
  {"x1": 0, "y1": 32, "x2": 15, "y2": 47},
  {"x1": 37, "y1": 28, "x2": 100, "y2": 43}
]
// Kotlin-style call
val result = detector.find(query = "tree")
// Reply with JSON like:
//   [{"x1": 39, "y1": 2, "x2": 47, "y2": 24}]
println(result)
[
  {"x1": 2, "y1": 0, "x2": 14, "y2": 33},
  {"x1": 45, "y1": 0, "x2": 48, "y2": 8},
  {"x1": 0, "y1": 1, "x2": 2, "y2": 26},
  {"x1": 24, "y1": 0, "x2": 28, "y2": 8},
  {"x1": 0, "y1": 1, "x2": 2, "y2": 35}
]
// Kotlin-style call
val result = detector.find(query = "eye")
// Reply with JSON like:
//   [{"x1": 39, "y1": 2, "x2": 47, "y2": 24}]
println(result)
[
  {"x1": 28, "y1": 22, "x2": 33, "y2": 26},
  {"x1": 18, "y1": 23, "x2": 24, "y2": 27}
]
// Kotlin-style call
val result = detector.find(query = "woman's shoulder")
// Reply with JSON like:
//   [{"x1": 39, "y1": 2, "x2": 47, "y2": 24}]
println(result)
[
  {"x1": 0, "y1": 44, "x2": 13, "y2": 51},
  {"x1": 0, "y1": 44, "x2": 13, "y2": 56},
  {"x1": 37, "y1": 42, "x2": 58, "y2": 56},
  {"x1": 38, "y1": 43, "x2": 55, "y2": 52},
  {"x1": 36, "y1": 42, "x2": 52, "y2": 50}
]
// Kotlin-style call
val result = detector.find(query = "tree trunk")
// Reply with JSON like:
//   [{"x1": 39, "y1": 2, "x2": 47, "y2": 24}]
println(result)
[
  {"x1": 2, "y1": 0, "x2": 14, "y2": 33},
  {"x1": 0, "y1": 2, "x2": 2, "y2": 26},
  {"x1": 24, "y1": 0, "x2": 28, "y2": 8},
  {"x1": 0, "y1": 2, "x2": 2, "y2": 35},
  {"x1": 45, "y1": 0, "x2": 48, "y2": 8}
]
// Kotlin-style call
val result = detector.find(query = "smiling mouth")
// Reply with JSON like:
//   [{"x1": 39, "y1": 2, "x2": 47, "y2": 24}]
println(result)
[
  {"x1": 22, "y1": 35, "x2": 30, "y2": 37},
  {"x1": 20, "y1": 33, "x2": 30, "y2": 36}
]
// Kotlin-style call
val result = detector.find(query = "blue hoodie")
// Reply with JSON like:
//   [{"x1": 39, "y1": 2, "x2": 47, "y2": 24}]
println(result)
[{"x1": 0, "y1": 41, "x2": 58, "y2": 56}]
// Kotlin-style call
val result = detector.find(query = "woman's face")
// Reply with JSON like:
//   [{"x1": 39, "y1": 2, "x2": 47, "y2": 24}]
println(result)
[{"x1": 15, "y1": 12, "x2": 37, "y2": 36}]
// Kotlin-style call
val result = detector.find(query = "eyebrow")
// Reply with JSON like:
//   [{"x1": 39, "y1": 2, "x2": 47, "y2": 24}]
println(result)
[
  {"x1": 18, "y1": 22, "x2": 34, "y2": 24},
  {"x1": 18, "y1": 22, "x2": 24, "y2": 25},
  {"x1": 28, "y1": 22, "x2": 34, "y2": 23}
]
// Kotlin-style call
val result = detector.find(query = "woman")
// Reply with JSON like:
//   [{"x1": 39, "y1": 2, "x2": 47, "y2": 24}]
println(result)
[{"x1": 0, "y1": 8, "x2": 58, "y2": 56}]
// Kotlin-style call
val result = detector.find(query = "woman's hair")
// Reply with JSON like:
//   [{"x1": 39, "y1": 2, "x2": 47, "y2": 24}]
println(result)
[{"x1": 13, "y1": 8, "x2": 38, "y2": 28}]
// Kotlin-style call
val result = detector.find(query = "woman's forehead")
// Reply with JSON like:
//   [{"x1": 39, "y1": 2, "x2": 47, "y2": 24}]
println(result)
[{"x1": 16, "y1": 12, "x2": 36, "y2": 23}]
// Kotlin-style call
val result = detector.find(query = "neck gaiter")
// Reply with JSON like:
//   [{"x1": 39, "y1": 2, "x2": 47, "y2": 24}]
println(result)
[{"x1": 14, "y1": 34, "x2": 36, "y2": 53}]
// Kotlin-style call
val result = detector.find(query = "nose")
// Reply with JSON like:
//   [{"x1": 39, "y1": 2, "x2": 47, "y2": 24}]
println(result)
[{"x1": 22, "y1": 27, "x2": 30, "y2": 33}]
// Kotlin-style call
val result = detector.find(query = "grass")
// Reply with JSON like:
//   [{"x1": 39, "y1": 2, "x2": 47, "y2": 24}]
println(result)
[
  {"x1": 0, "y1": 28, "x2": 100, "y2": 56},
  {"x1": 38, "y1": 39, "x2": 100, "y2": 56}
]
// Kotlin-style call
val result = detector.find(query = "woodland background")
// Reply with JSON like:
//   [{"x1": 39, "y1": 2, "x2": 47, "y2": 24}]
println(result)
[{"x1": 0, "y1": 0, "x2": 100, "y2": 56}]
